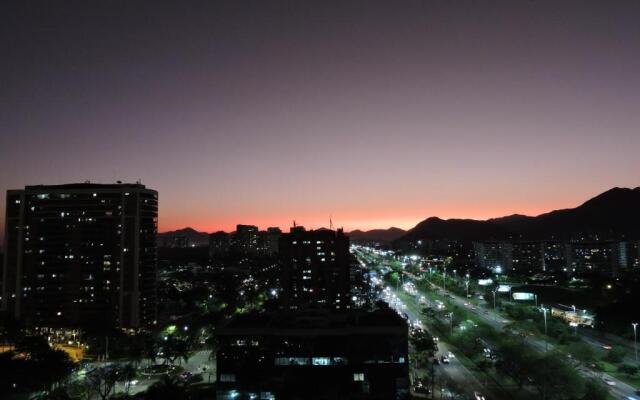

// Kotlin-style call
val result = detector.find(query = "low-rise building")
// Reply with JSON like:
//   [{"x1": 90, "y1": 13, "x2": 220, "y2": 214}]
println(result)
[{"x1": 215, "y1": 308, "x2": 409, "y2": 399}]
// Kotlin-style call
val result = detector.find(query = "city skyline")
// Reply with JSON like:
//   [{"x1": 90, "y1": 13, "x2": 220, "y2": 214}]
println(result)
[
  {"x1": 2, "y1": 1, "x2": 639, "y2": 235},
  {"x1": 2, "y1": 2, "x2": 640, "y2": 399}
]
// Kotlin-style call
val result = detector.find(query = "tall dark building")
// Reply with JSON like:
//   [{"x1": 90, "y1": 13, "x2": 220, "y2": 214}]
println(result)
[
  {"x1": 279, "y1": 227, "x2": 350, "y2": 310},
  {"x1": 2, "y1": 183, "x2": 158, "y2": 329},
  {"x1": 232, "y1": 224, "x2": 259, "y2": 255},
  {"x1": 261, "y1": 227, "x2": 282, "y2": 255}
]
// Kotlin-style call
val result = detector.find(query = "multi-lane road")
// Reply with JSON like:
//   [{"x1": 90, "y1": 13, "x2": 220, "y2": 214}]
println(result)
[
  {"x1": 356, "y1": 247, "x2": 640, "y2": 400},
  {"x1": 379, "y1": 285, "x2": 496, "y2": 400}
]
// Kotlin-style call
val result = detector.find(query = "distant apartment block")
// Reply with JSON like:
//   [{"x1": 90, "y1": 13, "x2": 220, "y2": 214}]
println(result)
[
  {"x1": 473, "y1": 239, "x2": 632, "y2": 276},
  {"x1": 279, "y1": 227, "x2": 350, "y2": 310},
  {"x1": 209, "y1": 226, "x2": 282, "y2": 259},
  {"x1": 473, "y1": 241, "x2": 513, "y2": 273}
]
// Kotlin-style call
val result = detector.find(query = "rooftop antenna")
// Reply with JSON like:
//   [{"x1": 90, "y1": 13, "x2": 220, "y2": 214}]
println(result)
[
  {"x1": 293, "y1": 220, "x2": 296, "y2": 228},
  {"x1": 330, "y1": 215, "x2": 333, "y2": 230}
]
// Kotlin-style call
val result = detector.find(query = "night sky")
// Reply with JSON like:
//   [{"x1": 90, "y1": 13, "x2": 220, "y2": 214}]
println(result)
[{"x1": 1, "y1": 1, "x2": 639, "y2": 235}]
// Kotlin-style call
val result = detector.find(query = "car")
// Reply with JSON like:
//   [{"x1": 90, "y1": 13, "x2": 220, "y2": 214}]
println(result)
[
  {"x1": 602, "y1": 344, "x2": 613, "y2": 350},
  {"x1": 474, "y1": 391, "x2": 486, "y2": 400},
  {"x1": 602, "y1": 377, "x2": 616, "y2": 386},
  {"x1": 129, "y1": 380, "x2": 139, "y2": 386},
  {"x1": 446, "y1": 351, "x2": 455, "y2": 359},
  {"x1": 441, "y1": 356, "x2": 450, "y2": 364},
  {"x1": 432, "y1": 358, "x2": 440, "y2": 365},
  {"x1": 413, "y1": 383, "x2": 431, "y2": 395}
]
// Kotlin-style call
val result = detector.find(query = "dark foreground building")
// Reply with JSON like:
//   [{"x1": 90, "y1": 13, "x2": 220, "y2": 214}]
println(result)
[
  {"x1": 2, "y1": 183, "x2": 158, "y2": 329},
  {"x1": 215, "y1": 307, "x2": 409, "y2": 400}
]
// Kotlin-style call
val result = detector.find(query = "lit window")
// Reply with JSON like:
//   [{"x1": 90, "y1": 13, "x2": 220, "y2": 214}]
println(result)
[
  {"x1": 312, "y1": 357, "x2": 331, "y2": 366},
  {"x1": 353, "y1": 373, "x2": 364, "y2": 381}
]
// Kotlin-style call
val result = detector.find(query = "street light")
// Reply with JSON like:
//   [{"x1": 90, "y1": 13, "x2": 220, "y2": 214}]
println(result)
[
  {"x1": 541, "y1": 306, "x2": 548, "y2": 351},
  {"x1": 443, "y1": 268, "x2": 447, "y2": 291},
  {"x1": 570, "y1": 322, "x2": 578, "y2": 336},
  {"x1": 492, "y1": 290, "x2": 497, "y2": 321},
  {"x1": 633, "y1": 323, "x2": 638, "y2": 361},
  {"x1": 449, "y1": 312, "x2": 454, "y2": 336}
]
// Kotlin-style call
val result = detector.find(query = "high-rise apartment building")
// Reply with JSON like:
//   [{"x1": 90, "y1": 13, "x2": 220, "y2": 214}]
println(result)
[
  {"x1": 279, "y1": 227, "x2": 350, "y2": 310},
  {"x1": 473, "y1": 241, "x2": 513, "y2": 273},
  {"x1": 262, "y1": 227, "x2": 282, "y2": 255},
  {"x1": 511, "y1": 241, "x2": 544, "y2": 274},
  {"x1": 2, "y1": 183, "x2": 158, "y2": 329},
  {"x1": 232, "y1": 224, "x2": 259, "y2": 255}
]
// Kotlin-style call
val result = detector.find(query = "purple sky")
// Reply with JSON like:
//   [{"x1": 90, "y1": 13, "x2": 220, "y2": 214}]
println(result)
[{"x1": 1, "y1": 1, "x2": 639, "y2": 236}]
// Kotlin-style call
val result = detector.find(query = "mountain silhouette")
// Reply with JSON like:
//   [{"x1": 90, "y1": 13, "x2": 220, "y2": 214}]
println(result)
[
  {"x1": 397, "y1": 187, "x2": 640, "y2": 243},
  {"x1": 348, "y1": 227, "x2": 407, "y2": 242}
]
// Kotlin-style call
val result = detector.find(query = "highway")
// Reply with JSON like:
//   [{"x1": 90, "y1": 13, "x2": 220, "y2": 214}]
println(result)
[
  {"x1": 426, "y1": 279, "x2": 639, "y2": 399},
  {"x1": 356, "y1": 247, "x2": 640, "y2": 400},
  {"x1": 363, "y1": 261, "x2": 497, "y2": 399},
  {"x1": 381, "y1": 287, "x2": 496, "y2": 400}
]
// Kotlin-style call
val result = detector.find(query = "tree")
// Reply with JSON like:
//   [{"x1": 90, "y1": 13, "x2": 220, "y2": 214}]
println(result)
[
  {"x1": 580, "y1": 380, "x2": 608, "y2": 400},
  {"x1": 617, "y1": 363, "x2": 639, "y2": 376},
  {"x1": 529, "y1": 353, "x2": 584, "y2": 400},
  {"x1": 410, "y1": 329, "x2": 437, "y2": 355},
  {"x1": 603, "y1": 345, "x2": 626, "y2": 363},
  {"x1": 119, "y1": 363, "x2": 137, "y2": 394},
  {"x1": 8, "y1": 336, "x2": 74, "y2": 392},
  {"x1": 566, "y1": 341, "x2": 596, "y2": 365},
  {"x1": 159, "y1": 334, "x2": 192, "y2": 366},
  {"x1": 495, "y1": 340, "x2": 537, "y2": 389},
  {"x1": 87, "y1": 365, "x2": 120, "y2": 400}
]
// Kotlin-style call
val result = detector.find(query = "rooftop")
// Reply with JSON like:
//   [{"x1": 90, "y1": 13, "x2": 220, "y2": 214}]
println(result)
[{"x1": 218, "y1": 307, "x2": 407, "y2": 334}]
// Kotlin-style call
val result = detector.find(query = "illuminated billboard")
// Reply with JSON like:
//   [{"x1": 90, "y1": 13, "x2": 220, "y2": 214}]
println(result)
[
  {"x1": 478, "y1": 279, "x2": 493, "y2": 286},
  {"x1": 497, "y1": 285, "x2": 511, "y2": 293},
  {"x1": 512, "y1": 292, "x2": 535, "y2": 301}
]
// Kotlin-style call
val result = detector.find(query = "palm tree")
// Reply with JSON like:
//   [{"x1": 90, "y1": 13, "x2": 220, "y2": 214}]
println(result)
[{"x1": 120, "y1": 363, "x2": 137, "y2": 395}]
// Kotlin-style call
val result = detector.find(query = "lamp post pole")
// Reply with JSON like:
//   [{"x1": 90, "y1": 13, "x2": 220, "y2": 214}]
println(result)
[
  {"x1": 443, "y1": 268, "x2": 447, "y2": 292},
  {"x1": 542, "y1": 306, "x2": 548, "y2": 351},
  {"x1": 633, "y1": 323, "x2": 638, "y2": 361},
  {"x1": 492, "y1": 290, "x2": 497, "y2": 321}
]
